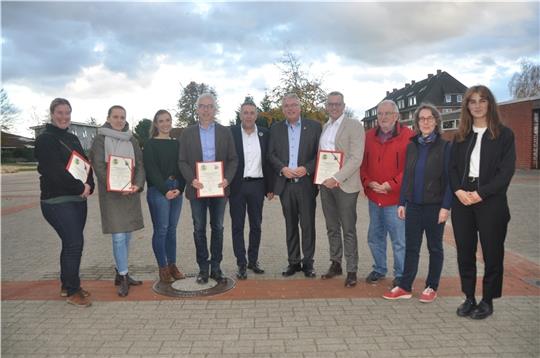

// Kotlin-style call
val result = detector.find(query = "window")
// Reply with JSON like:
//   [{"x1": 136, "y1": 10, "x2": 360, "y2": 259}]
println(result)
[
  {"x1": 365, "y1": 110, "x2": 369, "y2": 118},
  {"x1": 442, "y1": 108, "x2": 453, "y2": 113},
  {"x1": 408, "y1": 96, "x2": 416, "y2": 106},
  {"x1": 371, "y1": 109, "x2": 376, "y2": 116},
  {"x1": 457, "y1": 94, "x2": 463, "y2": 103},
  {"x1": 397, "y1": 99, "x2": 405, "y2": 109},
  {"x1": 445, "y1": 94, "x2": 452, "y2": 103},
  {"x1": 442, "y1": 119, "x2": 460, "y2": 130}
]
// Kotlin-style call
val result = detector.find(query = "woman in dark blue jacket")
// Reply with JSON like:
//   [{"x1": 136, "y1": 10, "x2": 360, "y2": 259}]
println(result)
[
  {"x1": 382, "y1": 103, "x2": 451, "y2": 303},
  {"x1": 450, "y1": 85, "x2": 515, "y2": 320},
  {"x1": 35, "y1": 98, "x2": 95, "y2": 307}
]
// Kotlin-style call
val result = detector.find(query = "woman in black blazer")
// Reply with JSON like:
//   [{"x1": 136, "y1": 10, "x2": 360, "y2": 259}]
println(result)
[{"x1": 450, "y1": 85, "x2": 516, "y2": 319}]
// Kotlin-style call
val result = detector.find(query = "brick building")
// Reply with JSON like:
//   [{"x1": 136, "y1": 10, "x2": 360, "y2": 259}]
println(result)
[{"x1": 362, "y1": 69, "x2": 467, "y2": 129}]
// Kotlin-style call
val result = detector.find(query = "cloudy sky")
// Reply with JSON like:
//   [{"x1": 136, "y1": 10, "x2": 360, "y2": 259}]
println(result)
[{"x1": 2, "y1": 1, "x2": 539, "y2": 137}]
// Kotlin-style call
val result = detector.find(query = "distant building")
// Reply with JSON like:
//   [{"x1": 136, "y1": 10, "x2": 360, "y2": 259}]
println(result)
[
  {"x1": 1, "y1": 131, "x2": 35, "y2": 162},
  {"x1": 31, "y1": 122, "x2": 98, "y2": 152},
  {"x1": 362, "y1": 69, "x2": 468, "y2": 129}
]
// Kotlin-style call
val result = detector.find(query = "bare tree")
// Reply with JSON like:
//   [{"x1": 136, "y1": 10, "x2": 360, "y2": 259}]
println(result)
[
  {"x1": 509, "y1": 59, "x2": 540, "y2": 99},
  {"x1": 0, "y1": 88, "x2": 20, "y2": 131}
]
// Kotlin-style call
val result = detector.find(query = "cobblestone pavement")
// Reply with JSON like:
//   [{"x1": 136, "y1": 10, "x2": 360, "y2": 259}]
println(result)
[{"x1": 1, "y1": 170, "x2": 539, "y2": 357}]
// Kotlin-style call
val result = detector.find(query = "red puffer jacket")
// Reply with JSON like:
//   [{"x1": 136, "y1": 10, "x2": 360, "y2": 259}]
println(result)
[{"x1": 360, "y1": 123, "x2": 414, "y2": 207}]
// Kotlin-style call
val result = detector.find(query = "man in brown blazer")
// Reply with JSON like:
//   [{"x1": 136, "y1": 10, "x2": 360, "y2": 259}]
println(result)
[
  {"x1": 178, "y1": 93, "x2": 238, "y2": 284},
  {"x1": 268, "y1": 93, "x2": 322, "y2": 278},
  {"x1": 319, "y1": 91, "x2": 365, "y2": 287}
]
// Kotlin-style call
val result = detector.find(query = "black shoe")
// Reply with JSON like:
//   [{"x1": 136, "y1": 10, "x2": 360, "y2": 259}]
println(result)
[
  {"x1": 236, "y1": 265, "x2": 247, "y2": 280},
  {"x1": 345, "y1": 272, "x2": 357, "y2": 288},
  {"x1": 456, "y1": 298, "x2": 477, "y2": 317},
  {"x1": 196, "y1": 271, "x2": 209, "y2": 284},
  {"x1": 282, "y1": 264, "x2": 302, "y2": 277},
  {"x1": 210, "y1": 270, "x2": 226, "y2": 283},
  {"x1": 470, "y1": 300, "x2": 493, "y2": 320},
  {"x1": 365, "y1": 271, "x2": 385, "y2": 284},
  {"x1": 247, "y1": 262, "x2": 265, "y2": 274},
  {"x1": 117, "y1": 275, "x2": 129, "y2": 297},
  {"x1": 303, "y1": 266, "x2": 316, "y2": 278},
  {"x1": 114, "y1": 269, "x2": 142, "y2": 286},
  {"x1": 321, "y1": 261, "x2": 343, "y2": 280}
]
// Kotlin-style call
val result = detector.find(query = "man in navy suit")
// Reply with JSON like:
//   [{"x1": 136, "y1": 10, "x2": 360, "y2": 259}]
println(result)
[
  {"x1": 268, "y1": 93, "x2": 322, "y2": 278},
  {"x1": 229, "y1": 100, "x2": 274, "y2": 279}
]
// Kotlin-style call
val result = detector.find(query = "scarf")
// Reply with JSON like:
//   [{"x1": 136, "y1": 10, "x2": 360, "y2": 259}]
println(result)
[
  {"x1": 418, "y1": 131, "x2": 437, "y2": 145},
  {"x1": 98, "y1": 124, "x2": 135, "y2": 163}
]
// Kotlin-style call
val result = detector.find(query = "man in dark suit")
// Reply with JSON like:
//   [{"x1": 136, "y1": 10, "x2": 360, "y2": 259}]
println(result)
[
  {"x1": 229, "y1": 100, "x2": 274, "y2": 280},
  {"x1": 178, "y1": 93, "x2": 238, "y2": 284},
  {"x1": 268, "y1": 93, "x2": 322, "y2": 277}
]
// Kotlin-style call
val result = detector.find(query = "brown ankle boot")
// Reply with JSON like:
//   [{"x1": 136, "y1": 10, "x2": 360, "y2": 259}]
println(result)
[
  {"x1": 159, "y1": 266, "x2": 174, "y2": 283},
  {"x1": 168, "y1": 264, "x2": 186, "y2": 280}
]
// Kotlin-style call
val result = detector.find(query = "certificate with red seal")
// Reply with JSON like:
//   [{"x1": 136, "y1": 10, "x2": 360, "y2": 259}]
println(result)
[
  {"x1": 65, "y1": 150, "x2": 91, "y2": 183},
  {"x1": 196, "y1": 161, "x2": 224, "y2": 198},
  {"x1": 313, "y1": 150, "x2": 343, "y2": 185},
  {"x1": 107, "y1": 155, "x2": 134, "y2": 192}
]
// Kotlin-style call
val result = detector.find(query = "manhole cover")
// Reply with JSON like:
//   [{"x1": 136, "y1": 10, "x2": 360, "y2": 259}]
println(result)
[
  {"x1": 152, "y1": 274, "x2": 236, "y2": 297},
  {"x1": 523, "y1": 277, "x2": 540, "y2": 288}
]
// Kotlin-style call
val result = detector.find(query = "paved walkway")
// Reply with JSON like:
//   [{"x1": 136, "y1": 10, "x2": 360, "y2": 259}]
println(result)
[{"x1": 1, "y1": 170, "x2": 539, "y2": 357}]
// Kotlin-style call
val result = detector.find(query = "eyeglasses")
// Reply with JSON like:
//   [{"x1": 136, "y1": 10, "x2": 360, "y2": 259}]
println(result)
[
  {"x1": 198, "y1": 104, "x2": 214, "y2": 110},
  {"x1": 377, "y1": 111, "x2": 396, "y2": 117},
  {"x1": 418, "y1": 116, "x2": 435, "y2": 123},
  {"x1": 326, "y1": 102, "x2": 344, "y2": 108},
  {"x1": 283, "y1": 103, "x2": 300, "y2": 109}
]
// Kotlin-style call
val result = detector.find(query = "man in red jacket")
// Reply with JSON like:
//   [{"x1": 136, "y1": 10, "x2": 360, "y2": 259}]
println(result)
[{"x1": 360, "y1": 100, "x2": 414, "y2": 286}]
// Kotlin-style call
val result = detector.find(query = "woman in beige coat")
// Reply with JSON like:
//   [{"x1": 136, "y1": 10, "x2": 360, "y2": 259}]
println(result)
[{"x1": 89, "y1": 105, "x2": 145, "y2": 297}]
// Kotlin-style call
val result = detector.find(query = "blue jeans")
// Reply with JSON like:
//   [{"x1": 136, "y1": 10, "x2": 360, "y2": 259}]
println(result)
[
  {"x1": 400, "y1": 203, "x2": 445, "y2": 292},
  {"x1": 147, "y1": 180, "x2": 183, "y2": 268},
  {"x1": 190, "y1": 197, "x2": 227, "y2": 273},
  {"x1": 41, "y1": 200, "x2": 87, "y2": 296},
  {"x1": 367, "y1": 200, "x2": 406, "y2": 278},
  {"x1": 112, "y1": 232, "x2": 132, "y2": 275}
]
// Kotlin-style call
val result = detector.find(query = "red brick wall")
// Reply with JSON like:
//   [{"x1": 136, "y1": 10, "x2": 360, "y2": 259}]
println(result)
[{"x1": 499, "y1": 101, "x2": 533, "y2": 169}]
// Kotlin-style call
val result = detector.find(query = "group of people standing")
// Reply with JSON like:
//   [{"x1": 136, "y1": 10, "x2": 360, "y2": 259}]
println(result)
[{"x1": 35, "y1": 85, "x2": 515, "y2": 321}]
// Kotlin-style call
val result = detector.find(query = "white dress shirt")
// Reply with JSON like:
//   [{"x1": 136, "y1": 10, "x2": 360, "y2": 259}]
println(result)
[
  {"x1": 241, "y1": 127, "x2": 263, "y2": 178},
  {"x1": 320, "y1": 113, "x2": 345, "y2": 151},
  {"x1": 469, "y1": 126, "x2": 487, "y2": 178}
]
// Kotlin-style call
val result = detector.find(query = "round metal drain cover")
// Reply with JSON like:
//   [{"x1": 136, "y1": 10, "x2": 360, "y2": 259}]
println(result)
[{"x1": 152, "y1": 274, "x2": 236, "y2": 297}]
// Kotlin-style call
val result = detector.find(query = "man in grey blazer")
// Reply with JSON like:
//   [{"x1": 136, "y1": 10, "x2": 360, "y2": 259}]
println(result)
[
  {"x1": 268, "y1": 93, "x2": 322, "y2": 278},
  {"x1": 318, "y1": 91, "x2": 365, "y2": 287},
  {"x1": 178, "y1": 93, "x2": 238, "y2": 284}
]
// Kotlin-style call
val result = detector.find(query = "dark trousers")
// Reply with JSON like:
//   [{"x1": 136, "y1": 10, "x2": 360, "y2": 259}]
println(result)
[
  {"x1": 229, "y1": 179, "x2": 265, "y2": 266},
  {"x1": 400, "y1": 203, "x2": 445, "y2": 292},
  {"x1": 279, "y1": 181, "x2": 317, "y2": 268},
  {"x1": 41, "y1": 200, "x2": 87, "y2": 296},
  {"x1": 451, "y1": 186, "x2": 510, "y2": 300},
  {"x1": 190, "y1": 197, "x2": 227, "y2": 273}
]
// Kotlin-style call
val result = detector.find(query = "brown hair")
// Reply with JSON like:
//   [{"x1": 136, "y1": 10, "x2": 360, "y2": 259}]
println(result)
[
  {"x1": 49, "y1": 98, "x2": 71, "y2": 115},
  {"x1": 413, "y1": 103, "x2": 441, "y2": 135},
  {"x1": 455, "y1": 85, "x2": 501, "y2": 142},
  {"x1": 107, "y1": 105, "x2": 126, "y2": 117},
  {"x1": 150, "y1": 109, "x2": 172, "y2": 138}
]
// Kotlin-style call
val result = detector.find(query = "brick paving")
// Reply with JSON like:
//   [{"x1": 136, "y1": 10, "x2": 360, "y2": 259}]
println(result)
[{"x1": 1, "y1": 170, "x2": 539, "y2": 357}]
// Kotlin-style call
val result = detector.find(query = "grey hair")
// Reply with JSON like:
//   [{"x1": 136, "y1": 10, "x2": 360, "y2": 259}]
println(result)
[
  {"x1": 413, "y1": 103, "x2": 442, "y2": 135},
  {"x1": 281, "y1": 93, "x2": 301, "y2": 107},
  {"x1": 196, "y1": 92, "x2": 218, "y2": 109},
  {"x1": 377, "y1": 99, "x2": 399, "y2": 113}
]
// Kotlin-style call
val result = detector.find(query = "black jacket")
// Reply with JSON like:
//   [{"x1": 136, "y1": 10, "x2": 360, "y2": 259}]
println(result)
[
  {"x1": 401, "y1": 134, "x2": 451, "y2": 206},
  {"x1": 449, "y1": 125, "x2": 515, "y2": 199},
  {"x1": 35, "y1": 124, "x2": 95, "y2": 200},
  {"x1": 229, "y1": 125, "x2": 273, "y2": 195}
]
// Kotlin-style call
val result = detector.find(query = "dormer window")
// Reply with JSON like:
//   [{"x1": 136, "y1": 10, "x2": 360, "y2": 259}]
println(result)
[
  {"x1": 445, "y1": 94, "x2": 452, "y2": 103},
  {"x1": 408, "y1": 96, "x2": 416, "y2": 106}
]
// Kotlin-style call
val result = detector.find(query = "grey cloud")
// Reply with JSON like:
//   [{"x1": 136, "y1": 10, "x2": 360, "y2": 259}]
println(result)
[{"x1": 2, "y1": 2, "x2": 538, "y2": 89}]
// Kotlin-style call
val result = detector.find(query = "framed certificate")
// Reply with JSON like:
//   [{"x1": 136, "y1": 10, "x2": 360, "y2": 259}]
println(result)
[
  {"x1": 107, "y1": 155, "x2": 134, "y2": 192},
  {"x1": 313, "y1": 150, "x2": 344, "y2": 185},
  {"x1": 196, "y1": 161, "x2": 225, "y2": 198},
  {"x1": 65, "y1": 151, "x2": 91, "y2": 183}
]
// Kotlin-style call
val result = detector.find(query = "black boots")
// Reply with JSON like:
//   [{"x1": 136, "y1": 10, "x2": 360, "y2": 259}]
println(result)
[
  {"x1": 114, "y1": 269, "x2": 142, "y2": 286},
  {"x1": 117, "y1": 275, "x2": 129, "y2": 297}
]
